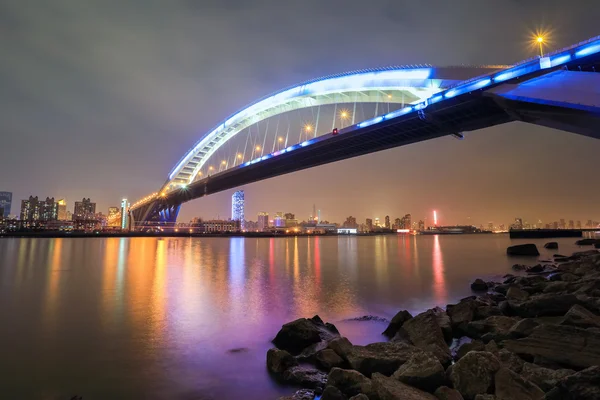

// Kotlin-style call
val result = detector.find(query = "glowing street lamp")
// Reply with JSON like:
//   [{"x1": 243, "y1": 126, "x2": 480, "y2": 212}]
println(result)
[
  {"x1": 255, "y1": 145, "x2": 261, "y2": 151},
  {"x1": 304, "y1": 124, "x2": 313, "y2": 133},
  {"x1": 237, "y1": 153, "x2": 243, "y2": 159},
  {"x1": 221, "y1": 160, "x2": 227, "y2": 165},
  {"x1": 536, "y1": 36, "x2": 544, "y2": 57},
  {"x1": 278, "y1": 137, "x2": 284, "y2": 143}
]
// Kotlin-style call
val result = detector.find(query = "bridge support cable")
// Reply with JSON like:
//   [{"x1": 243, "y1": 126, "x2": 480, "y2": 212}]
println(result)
[
  {"x1": 331, "y1": 103, "x2": 337, "y2": 130},
  {"x1": 261, "y1": 118, "x2": 269, "y2": 158},
  {"x1": 314, "y1": 105, "x2": 321, "y2": 138},
  {"x1": 352, "y1": 95, "x2": 357, "y2": 125},
  {"x1": 271, "y1": 115, "x2": 281, "y2": 153}
]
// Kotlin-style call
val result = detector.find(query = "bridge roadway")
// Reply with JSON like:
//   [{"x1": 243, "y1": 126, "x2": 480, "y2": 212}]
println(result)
[{"x1": 132, "y1": 36, "x2": 600, "y2": 225}]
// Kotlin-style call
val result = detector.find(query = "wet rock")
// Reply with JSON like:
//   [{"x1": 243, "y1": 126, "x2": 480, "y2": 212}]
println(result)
[
  {"x1": 346, "y1": 342, "x2": 426, "y2": 377},
  {"x1": 328, "y1": 337, "x2": 353, "y2": 359},
  {"x1": 267, "y1": 348, "x2": 299, "y2": 375},
  {"x1": 455, "y1": 340, "x2": 485, "y2": 361},
  {"x1": 431, "y1": 306, "x2": 453, "y2": 343},
  {"x1": 544, "y1": 366, "x2": 600, "y2": 400},
  {"x1": 316, "y1": 349, "x2": 345, "y2": 370},
  {"x1": 327, "y1": 368, "x2": 373, "y2": 398},
  {"x1": 283, "y1": 366, "x2": 327, "y2": 392},
  {"x1": 560, "y1": 304, "x2": 600, "y2": 329},
  {"x1": 447, "y1": 300, "x2": 479, "y2": 335},
  {"x1": 507, "y1": 293, "x2": 580, "y2": 317},
  {"x1": 512, "y1": 264, "x2": 527, "y2": 271},
  {"x1": 560, "y1": 273, "x2": 579, "y2": 282},
  {"x1": 496, "y1": 349, "x2": 525, "y2": 373},
  {"x1": 448, "y1": 351, "x2": 501, "y2": 400},
  {"x1": 402, "y1": 310, "x2": 452, "y2": 365},
  {"x1": 278, "y1": 389, "x2": 316, "y2": 400},
  {"x1": 349, "y1": 395, "x2": 369, "y2": 400},
  {"x1": 544, "y1": 242, "x2": 558, "y2": 249},
  {"x1": 473, "y1": 395, "x2": 496, "y2": 400},
  {"x1": 507, "y1": 244, "x2": 540, "y2": 256},
  {"x1": 508, "y1": 318, "x2": 539, "y2": 339},
  {"x1": 474, "y1": 306, "x2": 502, "y2": 320},
  {"x1": 372, "y1": 373, "x2": 438, "y2": 400},
  {"x1": 520, "y1": 362, "x2": 575, "y2": 392},
  {"x1": 575, "y1": 239, "x2": 598, "y2": 246},
  {"x1": 466, "y1": 316, "x2": 520, "y2": 341},
  {"x1": 273, "y1": 316, "x2": 339, "y2": 355},
  {"x1": 471, "y1": 279, "x2": 488, "y2": 292},
  {"x1": 320, "y1": 385, "x2": 346, "y2": 400},
  {"x1": 541, "y1": 281, "x2": 569, "y2": 293},
  {"x1": 434, "y1": 386, "x2": 464, "y2": 400},
  {"x1": 493, "y1": 367, "x2": 544, "y2": 400},
  {"x1": 503, "y1": 324, "x2": 600, "y2": 369},
  {"x1": 392, "y1": 351, "x2": 445, "y2": 392},
  {"x1": 382, "y1": 310, "x2": 413, "y2": 338},
  {"x1": 525, "y1": 264, "x2": 544, "y2": 273}
]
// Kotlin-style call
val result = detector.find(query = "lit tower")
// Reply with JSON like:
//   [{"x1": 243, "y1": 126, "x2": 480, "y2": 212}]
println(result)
[
  {"x1": 120, "y1": 198, "x2": 129, "y2": 230},
  {"x1": 232, "y1": 190, "x2": 245, "y2": 230}
]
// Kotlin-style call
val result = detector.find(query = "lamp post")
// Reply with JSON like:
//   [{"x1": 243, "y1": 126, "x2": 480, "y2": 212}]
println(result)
[{"x1": 536, "y1": 36, "x2": 544, "y2": 57}]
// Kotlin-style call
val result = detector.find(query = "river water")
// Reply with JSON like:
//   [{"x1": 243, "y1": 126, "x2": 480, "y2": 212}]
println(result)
[{"x1": 0, "y1": 234, "x2": 594, "y2": 399}]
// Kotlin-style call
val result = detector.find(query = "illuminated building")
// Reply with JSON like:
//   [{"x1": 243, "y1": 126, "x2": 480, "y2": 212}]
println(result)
[
  {"x1": 403, "y1": 214, "x2": 412, "y2": 230},
  {"x1": 0, "y1": 192, "x2": 12, "y2": 218},
  {"x1": 273, "y1": 212, "x2": 285, "y2": 228},
  {"x1": 374, "y1": 217, "x2": 381, "y2": 227},
  {"x1": 57, "y1": 199, "x2": 67, "y2": 220},
  {"x1": 284, "y1": 213, "x2": 298, "y2": 228},
  {"x1": 74, "y1": 198, "x2": 96, "y2": 220},
  {"x1": 513, "y1": 218, "x2": 523, "y2": 230},
  {"x1": 258, "y1": 212, "x2": 269, "y2": 231},
  {"x1": 559, "y1": 219, "x2": 566, "y2": 229},
  {"x1": 568, "y1": 220, "x2": 574, "y2": 229},
  {"x1": 343, "y1": 216, "x2": 358, "y2": 229},
  {"x1": 586, "y1": 220, "x2": 593, "y2": 228},
  {"x1": 393, "y1": 218, "x2": 401, "y2": 230},
  {"x1": 576, "y1": 220, "x2": 582, "y2": 229},
  {"x1": 366, "y1": 218, "x2": 373, "y2": 232},
  {"x1": 384, "y1": 215, "x2": 390, "y2": 229},
  {"x1": 120, "y1": 199, "x2": 129, "y2": 230},
  {"x1": 418, "y1": 220, "x2": 425, "y2": 232},
  {"x1": 231, "y1": 190, "x2": 245, "y2": 230},
  {"x1": 20, "y1": 196, "x2": 58, "y2": 227},
  {"x1": 488, "y1": 222, "x2": 494, "y2": 231}
]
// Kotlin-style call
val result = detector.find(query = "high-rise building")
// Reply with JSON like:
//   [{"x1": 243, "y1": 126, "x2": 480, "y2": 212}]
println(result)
[
  {"x1": 576, "y1": 220, "x2": 582, "y2": 229},
  {"x1": 231, "y1": 190, "x2": 245, "y2": 230},
  {"x1": 552, "y1": 221, "x2": 559, "y2": 229},
  {"x1": 74, "y1": 198, "x2": 96, "y2": 220},
  {"x1": 393, "y1": 218, "x2": 401, "y2": 230},
  {"x1": 343, "y1": 216, "x2": 358, "y2": 229},
  {"x1": 284, "y1": 213, "x2": 298, "y2": 227},
  {"x1": 488, "y1": 222, "x2": 494, "y2": 231},
  {"x1": 20, "y1": 196, "x2": 58, "y2": 226},
  {"x1": 586, "y1": 220, "x2": 593, "y2": 229},
  {"x1": 384, "y1": 215, "x2": 390, "y2": 229},
  {"x1": 403, "y1": 214, "x2": 412, "y2": 230},
  {"x1": 120, "y1": 199, "x2": 129, "y2": 230},
  {"x1": 57, "y1": 199, "x2": 67, "y2": 220},
  {"x1": 568, "y1": 220, "x2": 574, "y2": 229},
  {"x1": 366, "y1": 218, "x2": 373, "y2": 231},
  {"x1": 273, "y1": 212, "x2": 285, "y2": 228},
  {"x1": 0, "y1": 192, "x2": 12, "y2": 218},
  {"x1": 513, "y1": 218, "x2": 523, "y2": 230},
  {"x1": 418, "y1": 220, "x2": 425, "y2": 232},
  {"x1": 559, "y1": 219, "x2": 566, "y2": 229},
  {"x1": 374, "y1": 217, "x2": 380, "y2": 227},
  {"x1": 258, "y1": 212, "x2": 269, "y2": 231}
]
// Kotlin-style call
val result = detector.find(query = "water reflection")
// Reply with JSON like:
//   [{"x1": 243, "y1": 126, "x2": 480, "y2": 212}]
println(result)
[{"x1": 432, "y1": 235, "x2": 448, "y2": 305}]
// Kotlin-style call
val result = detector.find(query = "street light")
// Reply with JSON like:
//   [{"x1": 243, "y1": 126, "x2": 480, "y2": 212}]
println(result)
[
  {"x1": 536, "y1": 36, "x2": 544, "y2": 57},
  {"x1": 278, "y1": 137, "x2": 284, "y2": 142},
  {"x1": 221, "y1": 160, "x2": 226, "y2": 165},
  {"x1": 255, "y1": 145, "x2": 261, "y2": 151},
  {"x1": 304, "y1": 124, "x2": 313, "y2": 132},
  {"x1": 237, "y1": 153, "x2": 243, "y2": 159}
]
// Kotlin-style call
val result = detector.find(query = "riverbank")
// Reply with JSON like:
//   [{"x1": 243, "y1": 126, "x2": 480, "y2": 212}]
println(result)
[{"x1": 267, "y1": 247, "x2": 600, "y2": 399}]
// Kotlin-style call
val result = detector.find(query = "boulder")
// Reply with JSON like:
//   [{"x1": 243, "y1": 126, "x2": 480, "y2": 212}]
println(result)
[
  {"x1": 560, "y1": 304, "x2": 600, "y2": 329},
  {"x1": 507, "y1": 293, "x2": 580, "y2": 317},
  {"x1": 431, "y1": 306, "x2": 453, "y2": 342},
  {"x1": 448, "y1": 351, "x2": 501, "y2": 400},
  {"x1": 471, "y1": 279, "x2": 488, "y2": 292},
  {"x1": 575, "y1": 239, "x2": 598, "y2": 246},
  {"x1": 493, "y1": 367, "x2": 544, "y2": 400},
  {"x1": 327, "y1": 368, "x2": 373, "y2": 398},
  {"x1": 349, "y1": 395, "x2": 369, "y2": 400},
  {"x1": 544, "y1": 366, "x2": 600, "y2": 400},
  {"x1": 345, "y1": 342, "x2": 426, "y2": 377},
  {"x1": 447, "y1": 300, "x2": 479, "y2": 335},
  {"x1": 496, "y1": 349, "x2": 525, "y2": 373},
  {"x1": 320, "y1": 385, "x2": 346, "y2": 400},
  {"x1": 316, "y1": 349, "x2": 345, "y2": 370},
  {"x1": 278, "y1": 389, "x2": 316, "y2": 400},
  {"x1": 382, "y1": 310, "x2": 413, "y2": 338},
  {"x1": 283, "y1": 366, "x2": 328, "y2": 392},
  {"x1": 392, "y1": 351, "x2": 445, "y2": 392},
  {"x1": 560, "y1": 272, "x2": 580, "y2": 282},
  {"x1": 474, "y1": 306, "x2": 502, "y2": 320},
  {"x1": 507, "y1": 244, "x2": 540, "y2": 256},
  {"x1": 402, "y1": 310, "x2": 452, "y2": 365},
  {"x1": 508, "y1": 319, "x2": 539, "y2": 339},
  {"x1": 512, "y1": 264, "x2": 527, "y2": 271},
  {"x1": 473, "y1": 396, "x2": 496, "y2": 400},
  {"x1": 520, "y1": 362, "x2": 575, "y2": 392},
  {"x1": 328, "y1": 337, "x2": 353, "y2": 359},
  {"x1": 267, "y1": 348, "x2": 299, "y2": 375},
  {"x1": 503, "y1": 324, "x2": 600, "y2": 369},
  {"x1": 434, "y1": 386, "x2": 464, "y2": 400},
  {"x1": 371, "y1": 373, "x2": 438, "y2": 400},
  {"x1": 544, "y1": 242, "x2": 558, "y2": 249},
  {"x1": 466, "y1": 316, "x2": 520, "y2": 341},
  {"x1": 525, "y1": 264, "x2": 544, "y2": 273},
  {"x1": 455, "y1": 340, "x2": 485, "y2": 361},
  {"x1": 273, "y1": 316, "x2": 339, "y2": 355}
]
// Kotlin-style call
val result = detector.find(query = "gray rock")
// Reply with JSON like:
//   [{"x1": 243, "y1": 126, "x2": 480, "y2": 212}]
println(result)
[
  {"x1": 474, "y1": 306, "x2": 503, "y2": 320},
  {"x1": 320, "y1": 385, "x2": 346, "y2": 400},
  {"x1": 560, "y1": 273, "x2": 580, "y2": 282},
  {"x1": 455, "y1": 340, "x2": 485, "y2": 361},
  {"x1": 328, "y1": 337, "x2": 354, "y2": 360},
  {"x1": 507, "y1": 294, "x2": 580, "y2": 317},
  {"x1": 471, "y1": 279, "x2": 488, "y2": 292},
  {"x1": 544, "y1": 242, "x2": 558, "y2": 249},
  {"x1": 448, "y1": 351, "x2": 501, "y2": 400},
  {"x1": 316, "y1": 349, "x2": 345, "y2": 370},
  {"x1": 431, "y1": 306, "x2": 453, "y2": 342},
  {"x1": 494, "y1": 367, "x2": 544, "y2": 400},
  {"x1": 434, "y1": 386, "x2": 464, "y2": 400},
  {"x1": 273, "y1": 316, "x2": 339, "y2": 355},
  {"x1": 520, "y1": 362, "x2": 575, "y2": 392},
  {"x1": 509, "y1": 319, "x2": 539, "y2": 339},
  {"x1": 382, "y1": 310, "x2": 413, "y2": 338},
  {"x1": 372, "y1": 373, "x2": 438, "y2": 400},
  {"x1": 504, "y1": 324, "x2": 600, "y2": 369},
  {"x1": 543, "y1": 366, "x2": 600, "y2": 400},
  {"x1": 447, "y1": 300, "x2": 479, "y2": 335},
  {"x1": 560, "y1": 304, "x2": 600, "y2": 329},
  {"x1": 507, "y1": 244, "x2": 540, "y2": 256},
  {"x1": 346, "y1": 342, "x2": 426, "y2": 377},
  {"x1": 466, "y1": 316, "x2": 520, "y2": 340},
  {"x1": 348, "y1": 395, "x2": 369, "y2": 400},
  {"x1": 278, "y1": 389, "x2": 315, "y2": 400},
  {"x1": 392, "y1": 351, "x2": 445, "y2": 392},
  {"x1": 402, "y1": 310, "x2": 452, "y2": 365},
  {"x1": 506, "y1": 286, "x2": 530, "y2": 302},
  {"x1": 327, "y1": 368, "x2": 373, "y2": 398},
  {"x1": 283, "y1": 366, "x2": 328, "y2": 392},
  {"x1": 267, "y1": 348, "x2": 298, "y2": 375},
  {"x1": 496, "y1": 349, "x2": 525, "y2": 373},
  {"x1": 473, "y1": 396, "x2": 496, "y2": 400}
]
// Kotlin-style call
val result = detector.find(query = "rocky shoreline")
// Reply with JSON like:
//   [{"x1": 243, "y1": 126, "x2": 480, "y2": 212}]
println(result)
[{"x1": 266, "y1": 246, "x2": 600, "y2": 400}]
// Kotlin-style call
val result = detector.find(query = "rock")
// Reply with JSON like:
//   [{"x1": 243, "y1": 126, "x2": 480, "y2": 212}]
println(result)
[
  {"x1": 328, "y1": 337, "x2": 354, "y2": 359},
  {"x1": 392, "y1": 351, "x2": 445, "y2": 392},
  {"x1": 402, "y1": 310, "x2": 452, "y2": 365},
  {"x1": 544, "y1": 242, "x2": 558, "y2": 249},
  {"x1": 267, "y1": 348, "x2": 299, "y2": 375},
  {"x1": 431, "y1": 306, "x2": 453, "y2": 343},
  {"x1": 494, "y1": 367, "x2": 544, "y2": 400},
  {"x1": 455, "y1": 340, "x2": 485, "y2": 361},
  {"x1": 525, "y1": 264, "x2": 544, "y2": 273},
  {"x1": 474, "y1": 306, "x2": 503, "y2": 320},
  {"x1": 278, "y1": 389, "x2": 316, "y2": 400},
  {"x1": 496, "y1": 349, "x2": 525, "y2": 373},
  {"x1": 471, "y1": 279, "x2": 488, "y2": 292},
  {"x1": 520, "y1": 362, "x2": 575, "y2": 392},
  {"x1": 560, "y1": 304, "x2": 600, "y2": 329},
  {"x1": 595, "y1": 242, "x2": 600, "y2": 249},
  {"x1": 484, "y1": 340, "x2": 498, "y2": 353},
  {"x1": 507, "y1": 244, "x2": 540, "y2": 256},
  {"x1": 507, "y1": 293, "x2": 580, "y2": 317},
  {"x1": 327, "y1": 368, "x2": 373, "y2": 398},
  {"x1": 283, "y1": 366, "x2": 327, "y2": 392},
  {"x1": 543, "y1": 366, "x2": 600, "y2": 400},
  {"x1": 372, "y1": 373, "x2": 438, "y2": 400},
  {"x1": 434, "y1": 386, "x2": 464, "y2": 400},
  {"x1": 273, "y1": 316, "x2": 339, "y2": 355},
  {"x1": 349, "y1": 395, "x2": 369, "y2": 400},
  {"x1": 320, "y1": 385, "x2": 346, "y2": 400},
  {"x1": 447, "y1": 300, "x2": 479, "y2": 335},
  {"x1": 346, "y1": 342, "x2": 426, "y2": 377},
  {"x1": 382, "y1": 310, "x2": 413, "y2": 338},
  {"x1": 559, "y1": 272, "x2": 580, "y2": 282},
  {"x1": 448, "y1": 351, "x2": 501, "y2": 400},
  {"x1": 503, "y1": 324, "x2": 600, "y2": 369},
  {"x1": 473, "y1": 396, "x2": 496, "y2": 400},
  {"x1": 513, "y1": 264, "x2": 527, "y2": 271},
  {"x1": 466, "y1": 316, "x2": 520, "y2": 341},
  {"x1": 575, "y1": 239, "x2": 598, "y2": 246},
  {"x1": 509, "y1": 319, "x2": 539, "y2": 338},
  {"x1": 506, "y1": 286, "x2": 531, "y2": 301},
  {"x1": 317, "y1": 349, "x2": 345, "y2": 370}
]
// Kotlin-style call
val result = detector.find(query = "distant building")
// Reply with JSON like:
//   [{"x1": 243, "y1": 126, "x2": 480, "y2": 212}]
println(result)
[
  {"x1": 586, "y1": 220, "x2": 593, "y2": 228},
  {"x1": 418, "y1": 220, "x2": 425, "y2": 232},
  {"x1": 57, "y1": 199, "x2": 67, "y2": 220},
  {"x1": 393, "y1": 218, "x2": 401, "y2": 230},
  {"x1": 0, "y1": 192, "x2": 12, "y2": 218},
  {"x1": 284, "y1": 213, "x2": 298, "y2": 227},
  {"x1": 120, "y1": 199, "x2": 129, "y2": 230},
  {"x1": 488, "y1": 222, "x2": 494, "y2": 231},
  {"x1": 108, "y1": 207, "x2": 120, "y2": 227},
  {"x1": 191, "y1": 219, "x2": 237, "y2": 233},
  {"x1": 374, "y1": 217, "x2": 381, "y2": 227},
  {"x1": 343, "y1": 216, "x2": 358, "y2": 229},
  {"x1": 559, "y1": 219, "x2": 566, "y2": 229},
  {"x1": 74, "y1": 198, "x2": 96, "y2": 220},
  {"x1": 366, "y1": 218, "x2": 373, "y2": 232},
  {"x1": 231, "y1": 190, "x2": 245, "y2": 230},
  {"x1": 258, "y1": 212, "x2": 269, "y2": 231},
  {"x1": 513, "y1": 218, "x2": 523, "y2": 230},
  {"x1": 568, "y1": 220, "x2": 574, "y2": 229},
  {"x1": 20, "y1": 196, "x2": 58, "y2": 227},
  {"x1": 403, "y1": 214, "x2": 412, "y2": 230},
  {"x1": 576, "y1": 220, "x2": 582, "y2": 229},
  {"x1": 552, "y1": 221, "x2": 559, "y2": 229},
  {"x1": 384, "y1": 216, "x2": 390, "y2": 229},
  {"x1": 499, "y1": 224, "x2": 506, "y2": 231},
  {"x1": 273, "y1": 212, "x2": 285, "y2": 228}
]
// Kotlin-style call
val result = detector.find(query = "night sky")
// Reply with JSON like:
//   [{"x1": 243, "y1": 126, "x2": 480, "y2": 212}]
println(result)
[{"x1": 1, "y1": 1, "x2": 599, "y2": 227}]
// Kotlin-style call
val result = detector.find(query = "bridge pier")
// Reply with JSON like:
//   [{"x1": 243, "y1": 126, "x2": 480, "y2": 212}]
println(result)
[{"x1": 130, "y1": 200, "x2": 181, "y2": 230}]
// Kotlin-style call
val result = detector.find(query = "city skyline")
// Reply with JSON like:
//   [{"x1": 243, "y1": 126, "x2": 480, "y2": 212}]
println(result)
[{"x1": 1, "y1": 2, "x2": 599, "y2": 227}]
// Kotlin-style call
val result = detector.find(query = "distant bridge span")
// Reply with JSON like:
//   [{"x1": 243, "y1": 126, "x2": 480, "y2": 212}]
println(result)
[{"x1": 130, "y1": 35, "x2": 600, "y2": 227}]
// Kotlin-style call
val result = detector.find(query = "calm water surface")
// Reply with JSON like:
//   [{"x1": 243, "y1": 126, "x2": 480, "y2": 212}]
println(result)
[{"x1": 0, "y1": 235, "x2": 591, "y2": 399}]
